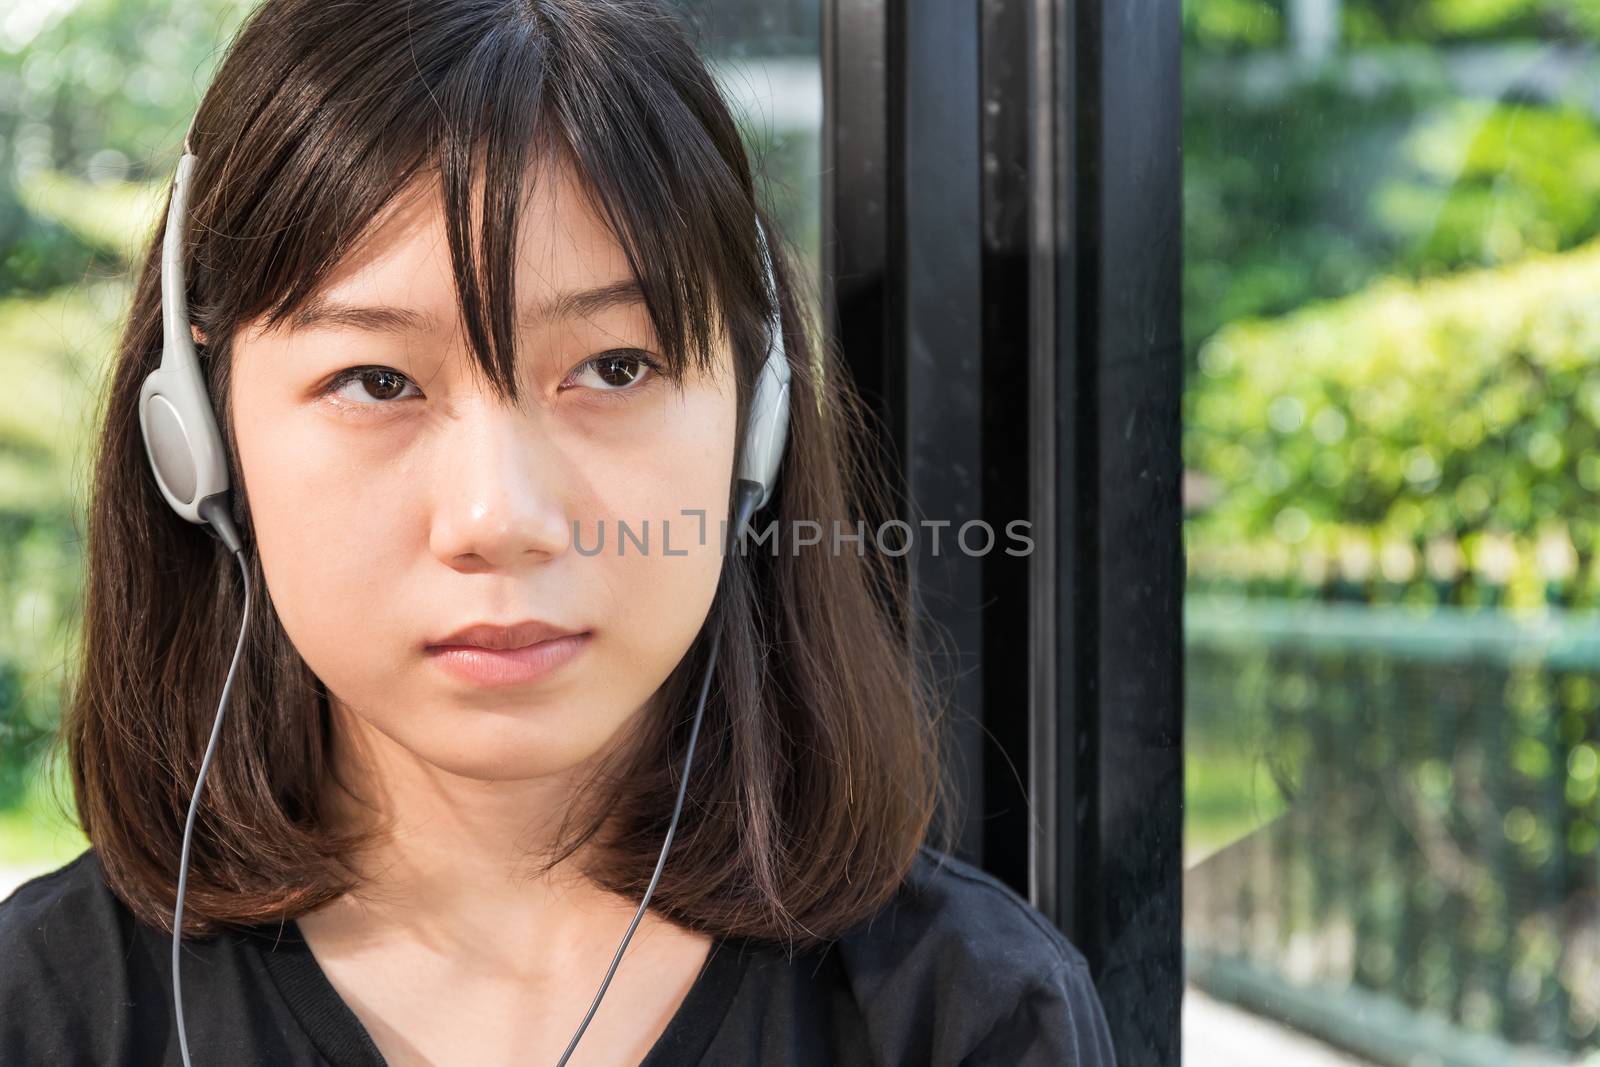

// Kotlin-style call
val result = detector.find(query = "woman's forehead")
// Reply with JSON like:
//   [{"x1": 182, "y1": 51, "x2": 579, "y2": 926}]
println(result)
[
  {"x1": 307, "y1": 156, "x2": 634, "y2": 320},
  {"x1": 243, "y1": 137, "x2": 738, "y2": 392}
]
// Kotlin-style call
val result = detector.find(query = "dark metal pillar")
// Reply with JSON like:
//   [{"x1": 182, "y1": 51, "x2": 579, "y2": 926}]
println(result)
[
  {"x1": 821, "y1": 0, "x2": 1183, "y2": 1061},
  {"x1": 1052, "y1": 0, "x2": 1185, "y2": 1063}
]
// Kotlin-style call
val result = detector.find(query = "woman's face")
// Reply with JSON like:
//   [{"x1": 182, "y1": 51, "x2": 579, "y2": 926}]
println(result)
[{"x1": 228, "y1": 157, "x2": 738, "y2": 784}]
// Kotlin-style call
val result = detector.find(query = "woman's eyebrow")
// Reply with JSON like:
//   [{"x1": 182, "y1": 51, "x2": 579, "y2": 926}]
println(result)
[{"x1": 283, "y1": 278, "x2": 646, "y2": 334}]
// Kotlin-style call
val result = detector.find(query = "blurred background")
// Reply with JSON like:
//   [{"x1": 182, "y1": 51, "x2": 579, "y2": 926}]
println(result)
[
  {"x1": 4, "y1": 0, "x2": 1600, "y2": 1063},
  {"x1": 1181, "y1": 2, "x2": 1600, "y2": 1064}
]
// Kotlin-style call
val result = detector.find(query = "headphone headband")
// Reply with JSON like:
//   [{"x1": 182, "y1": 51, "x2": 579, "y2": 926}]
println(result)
[{"x1": 137, "y1": 142, "x2": 793, "y2": 544}]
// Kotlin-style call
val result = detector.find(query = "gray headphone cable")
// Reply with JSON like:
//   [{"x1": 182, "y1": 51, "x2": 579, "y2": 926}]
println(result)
[
  {"x1": 172, "y1": 482, "x2": 763, "y2": 1067},
  {"x1": 173, "y1": 497, "x2": 248, "y2": 1067},
  {"x1": 553, "y1": 477, "x2": 762, "y2": 1067}
]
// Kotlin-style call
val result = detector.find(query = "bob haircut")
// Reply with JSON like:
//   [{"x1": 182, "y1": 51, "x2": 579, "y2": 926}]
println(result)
[{"x1": 55, "y1": 0, "x2": 956, "y2": 949}]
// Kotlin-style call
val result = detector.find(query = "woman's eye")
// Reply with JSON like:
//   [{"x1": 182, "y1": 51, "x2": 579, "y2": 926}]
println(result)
[
  {"x1": 325, "y1": 367, "x2": 423, "y2": 408},
  {"x1": 320, "y1": 352, "x2": 661, "y2": 411},
  {"x1": 566, "y1": 350, "x2": 663, "y2": 395}
]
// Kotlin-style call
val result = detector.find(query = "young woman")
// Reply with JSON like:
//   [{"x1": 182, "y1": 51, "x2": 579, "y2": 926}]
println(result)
[{"x1": 0, "y1": 1, "x2": 1117, "y2": 1064}]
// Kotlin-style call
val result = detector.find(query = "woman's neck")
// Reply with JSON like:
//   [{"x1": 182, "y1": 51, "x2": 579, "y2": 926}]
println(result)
[{"x1": 308, "y1": 696, "x2": 647, "y2": 983}]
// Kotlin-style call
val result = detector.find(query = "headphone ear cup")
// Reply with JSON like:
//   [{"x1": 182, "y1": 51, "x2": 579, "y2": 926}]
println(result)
[
  {"x1": 141, "y1": 151, "x2": 233, "y2": 527},
  {"x1": 739, "y1": 215, "x2": 792, "y2": 511},
  {"x1": 739, "y1": 352, "x2": 791, "y2": 511},
  {"x1": 138, "y1": 357, "x2": 231, "y2": 525}
]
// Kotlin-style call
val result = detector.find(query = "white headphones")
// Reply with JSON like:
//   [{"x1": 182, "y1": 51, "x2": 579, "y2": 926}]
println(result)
[
  {"x1": 138, "y1": 133, "x2": 793, "y2": 548},
  {"x1": 141, "y1": 124, "x2": 792, "y2": 1067}
]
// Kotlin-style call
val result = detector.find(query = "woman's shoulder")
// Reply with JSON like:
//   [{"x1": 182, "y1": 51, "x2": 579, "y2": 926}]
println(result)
[
  {"x1": 834, "y1": 843, "x2": 1090, "y2": 979},
  {"x1": 904, "y1": 844, "x2": 1091, "y2": 965},
  {"x1": 0, "y1": 848, "x2": 143, "y2": 1058},
  {"x1": 821, "y1": 843, "x2": 1118, "y2": 1065},
  {"x1": 0, "y1": 847, "x2": 138, "y2": 991},
  {"x1": 0, "y1": 847, "x2": 119, "y2": 951}
]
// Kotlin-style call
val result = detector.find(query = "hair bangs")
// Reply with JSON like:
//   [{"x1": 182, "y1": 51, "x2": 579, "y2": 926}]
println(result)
[
  {"x1": 429, "y1": 2, "x2": 767, "y2": 406},
  {"x1": 204, "y1": 0, "x2": 763, "y2": 410}
]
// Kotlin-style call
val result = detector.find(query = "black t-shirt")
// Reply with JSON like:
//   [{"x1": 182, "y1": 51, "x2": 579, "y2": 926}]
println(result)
[{"x1": 0, "y1": 843, "x2": 1117, "y2": 1066}]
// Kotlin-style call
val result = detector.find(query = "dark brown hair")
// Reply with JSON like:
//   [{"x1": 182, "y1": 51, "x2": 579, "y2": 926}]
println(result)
[{"x1": 54, "y1": 0, "x2": 956, "y2": 950}]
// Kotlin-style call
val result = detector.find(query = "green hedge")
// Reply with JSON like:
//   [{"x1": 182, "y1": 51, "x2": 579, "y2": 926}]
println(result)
[{"x1": 1186, "y1": 237, "x2": 1600, "y2": 614}]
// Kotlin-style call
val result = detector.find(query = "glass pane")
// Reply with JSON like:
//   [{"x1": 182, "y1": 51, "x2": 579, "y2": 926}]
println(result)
[
  {"x1": 665, "y1": 0, "x2": 823, "y2": 334},
  {"x1": 1183, "y1": 2, "x2": 1600, "y2": 1062}
]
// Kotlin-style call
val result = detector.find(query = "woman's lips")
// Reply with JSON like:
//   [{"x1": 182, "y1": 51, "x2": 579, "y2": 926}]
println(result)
[{"x1": 424, "y1": 632, "x2": 592, "y2": 687}]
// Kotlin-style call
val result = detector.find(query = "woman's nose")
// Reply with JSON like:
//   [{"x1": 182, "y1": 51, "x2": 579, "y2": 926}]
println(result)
[{"x1": 427, "y1": 399, "x2": 572, "y2": 571}]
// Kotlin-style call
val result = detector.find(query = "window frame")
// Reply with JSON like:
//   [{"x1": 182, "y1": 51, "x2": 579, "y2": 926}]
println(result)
[{"x1": 820, "y1": 0, "x2": 1184, "y2": 1061}]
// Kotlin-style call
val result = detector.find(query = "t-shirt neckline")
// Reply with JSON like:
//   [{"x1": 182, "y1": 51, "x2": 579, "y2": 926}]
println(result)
[{"x1": 244, "y1": 917, "x2": 749, "y2": 1066}]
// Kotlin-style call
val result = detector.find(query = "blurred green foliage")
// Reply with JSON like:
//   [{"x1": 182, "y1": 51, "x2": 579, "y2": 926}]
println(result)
[
  {"x1": 1182, "y1": 0, "x2": 1600, "y2": 608},
  {"x1": 1186, "y1": 237, "x2": 1600, "y2": 612},
  {"x1": 0, "y1": 0, "x2": 249, "y2": 856},
  {"x1": 0, "y1": 0, "x2": 249, "y2": 294},
  {"x1": 1185, "y1": 64, "x2": 1600, "y2": 364},
  {"x1": 1184, "y1": 73, "x2": 1421, "y2": 359},
  {"x1": 1181, "y1": 0, "x2": 1600, "y2": 1052},
  {"x1": 0, "y1": 242, "x2": 135, "y2": 819},
  {"x1": 1378, "y1": 101, "x2": 1600, "y2": 271},
  {"x1": 1185, "y1": 0, "x2": 1600, "y2": 49}
]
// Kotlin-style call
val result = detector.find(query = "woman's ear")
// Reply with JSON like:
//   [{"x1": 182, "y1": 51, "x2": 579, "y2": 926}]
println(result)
[{"x1": 191, "y1": 324, "x2": 207, "y2": 346}]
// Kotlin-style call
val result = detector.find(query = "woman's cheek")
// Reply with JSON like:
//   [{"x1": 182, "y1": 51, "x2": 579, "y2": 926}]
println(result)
[
  {"x1": 596, "y1": 525, "x2": 723, "y2": 665},
  {"x1": 586, "y1": 439, "x2": 732, "y2": 691},
  {"x1": 237, "y1": 414, "x2": 416, "y2": 697}
]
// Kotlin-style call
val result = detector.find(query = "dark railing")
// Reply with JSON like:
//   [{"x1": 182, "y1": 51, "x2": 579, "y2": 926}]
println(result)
[{"x1": 1186, "y1": 595, "x2": 1600, "y2": 1061}]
